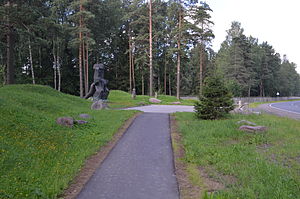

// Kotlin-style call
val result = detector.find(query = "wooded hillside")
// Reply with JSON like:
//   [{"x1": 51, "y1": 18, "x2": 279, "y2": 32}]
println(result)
[{"x1": 1, "y1": 0, "x2": 299, "y2": 97}]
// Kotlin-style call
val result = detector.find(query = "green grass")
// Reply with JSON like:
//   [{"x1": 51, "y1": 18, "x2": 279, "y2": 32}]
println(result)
[
  {"x1": 0, "y1": 85, "x2": 136, "y2": 199},
  {"x1": 174, "y1": 112, "x2": 300, "y2": 199},
  {"x1": 249, "y1": 99, "x2": 300, "y2": 108},
  {"x1": 108, "y1": 90, "x2": 196, "y2": 108}
]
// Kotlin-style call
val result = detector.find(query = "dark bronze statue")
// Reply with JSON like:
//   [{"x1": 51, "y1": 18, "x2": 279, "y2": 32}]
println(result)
[{"x1": 84, "y1": 63, "x2": 109, "y2": 101}]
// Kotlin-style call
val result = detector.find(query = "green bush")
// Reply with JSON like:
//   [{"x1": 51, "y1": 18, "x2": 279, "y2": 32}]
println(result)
[{"x1": 195, "y1": 76, "x2": 234, "y2": 120}]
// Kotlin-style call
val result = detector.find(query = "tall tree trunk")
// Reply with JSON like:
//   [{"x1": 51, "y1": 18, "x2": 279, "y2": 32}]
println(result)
[
  {"x1": 79, "y1": 1, "x2": 83, "y2": 97},
  {"x1": 132, "y1": 54, "x2": 135, "y2": 89},
  {"x1": 176, "y1": 7, "x2": 182, "y2": 99},
  {"x1": 57, "y1": 45, "x2": 61, "y2": 92},
  {"x1": 164, "y1": 54, "x2": 167, "y2": 95},
  {"x1": 28, "y1": 37, "x2": 35, "y2": 84},
  {"x1": 85, "y1": 41, "x2": 89, "y2": 94},
  {"x1": 149, "y1": 0, "x2": 153, "y2": 96},
  {"x1": 82, "y1": 40, "x2": 87, "y2": 95},
  {"x1": 129, "y1": 35, "x2": 132, "y2": 92},
  {"x1": 199, "y1": 44, "x2": 204, "y2": 96},
  {"x1": 169, "y1": 64, "x2": 172, "y2": 96},
  {"x1": 6, "y1": 15, "x2": 15, "y2": 84},
  {"x1": 142, "y1": 66, "x2": 145, "y2": 95},
  {"x1": 53, "y1": 41, "x2": 57, "y2": 90}
]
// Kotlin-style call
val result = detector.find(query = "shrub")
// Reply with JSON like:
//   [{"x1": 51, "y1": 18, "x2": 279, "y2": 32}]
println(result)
[{"x1": 195, "y1": 75, "x2": 234, "y2": 120}]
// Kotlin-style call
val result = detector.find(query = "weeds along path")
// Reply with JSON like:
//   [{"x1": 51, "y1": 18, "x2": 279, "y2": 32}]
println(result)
[{"x1": 77, "y1": 113, "x2": 179, "y2": 199}]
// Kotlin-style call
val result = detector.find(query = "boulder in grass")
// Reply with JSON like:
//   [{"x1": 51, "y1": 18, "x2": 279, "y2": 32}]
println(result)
[
  {"x1": 149, "y1": 98, "x2": 161, "y2": 103},
  {"x1": 170, "y1": 101, "x2": 181, "y2": 105},
  {"x1": 239, "y1": 125, "x2": 267, "y2": 133},
  {"x1": 79, "y1": 114, "x2": 91, "y2": 119},
  {"x1": 56, "y1": 117, "x2": 74, "y2": 128},
  {"x1": 237, "y1": 120, "x2": 257, "y2": 126},
  {"x1": 75, "y1": 120, "x2": 88, "y2": 125}
]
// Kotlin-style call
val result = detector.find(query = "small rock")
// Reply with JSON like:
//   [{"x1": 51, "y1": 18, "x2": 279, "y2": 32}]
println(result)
[
  {"x1": 91, "y1": 101, "x2": 103, "y2": 110},
  {"x1": 239, "y1": 125, "x2": 267, "y2": 133},
  {"x1": 56, "y1": 117, "x2": 74, "y2": 128},
  {"x1": 149, "y1": 98, "x2": 161, "y2": 103},
  {"x1": 170, "y1": 101, "x2": 181, "y2": 105},
  {"x1": 237, "y1": 120, "x2": 257, "y2": 126},
  {"x1": 138, "y1": 102, "x2": 146, "y2": 106},
  {"x1": 79, "y1": 114, "x2": 91, "y2": 119},
  {"x1": 75, "y1": 120, "x2": 88, "y2": 125}
]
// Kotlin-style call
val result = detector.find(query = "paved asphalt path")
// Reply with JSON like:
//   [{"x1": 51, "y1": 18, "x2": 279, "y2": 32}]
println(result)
[
  {"x1": 269, "y1": 100, "x2": 300, "y2": 114},
  {"x1": 124, "y1": 104, "x2": 195, "y2": 113},
  {"x1": 77, "y1": 113, "x2": 179, "y2": 199}
]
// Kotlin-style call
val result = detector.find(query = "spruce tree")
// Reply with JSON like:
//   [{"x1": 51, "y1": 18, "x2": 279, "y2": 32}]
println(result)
[{"x1": 195, "y1": 75, "x2": 234, "y2": 120}]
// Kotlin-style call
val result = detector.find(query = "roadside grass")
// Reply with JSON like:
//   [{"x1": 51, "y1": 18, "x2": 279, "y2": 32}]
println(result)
[
  {"x1": 174, "y1": 112, "x2": 300, "y2": 199},
  {"x1": 0, "y1": 84, "x2": 136, "y2": 199},
  {"x1": 249, "y1": 99, "x2": 300, "y2": 108},
  {"x1": 108, "y1": 90, "x2": 196, "y2": 108}
]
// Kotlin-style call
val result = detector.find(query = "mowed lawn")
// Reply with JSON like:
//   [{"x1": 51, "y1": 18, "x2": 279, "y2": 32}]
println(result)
[
  {"x1": 0, "y1": 85, "x2": 136, "y2": 199},
  {"x1": 175, "y1": 112, "x2": 300, "y2": 199}
]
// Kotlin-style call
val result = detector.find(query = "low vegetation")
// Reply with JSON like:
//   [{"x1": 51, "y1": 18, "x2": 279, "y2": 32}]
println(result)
[
  {"x1": 175, "y1": 112, "x2": 300, "y2": 198},
  {"x1": 0, "y1": 85, "x2": 136, "y2": 199}
]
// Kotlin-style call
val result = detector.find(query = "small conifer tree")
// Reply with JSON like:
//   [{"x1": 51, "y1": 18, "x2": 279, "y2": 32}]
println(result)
[{"x1": 195, "y1": 75, "x2": 234, "y2": 120}]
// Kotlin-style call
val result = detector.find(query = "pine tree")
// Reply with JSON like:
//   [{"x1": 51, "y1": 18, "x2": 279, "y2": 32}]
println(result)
[{"x1": 195, "y1": 75, "x2": 234, "y2": 120}]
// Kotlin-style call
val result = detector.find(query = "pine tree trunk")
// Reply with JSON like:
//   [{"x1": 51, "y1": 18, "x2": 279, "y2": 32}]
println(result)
[
  {"x1": 86, "y1": 41, "x2": 89, "y2": 94},
  {"x1": 6, "y1": 22, "x2": 15, "y2": 84},
  {"x1": 164, "y1": 54, "x2": 167, "y2": 95},
  {"x1": 176, "y1": 8, "x2": 182, "y2": 100},
  {"x1": 53, "y1": 41, "x2": 57, "y2": 90},
  {"x1": 79, "y1": 1, "x2": 83, "y2": 97},
  {"x1": 132, "y1": 54, "x2": 135, "y2": 89},
  {"x1": 82, "y1": 40, "x2": 87, "y2": 95},
  {"x1": 129, "y1": 35, "x2": 132, "y2": 92},
  {"x1": 199, "y1": 45, "x2": 203, "y2": 96},
  {"x1": 57, "y1": 46, "x2": 61, "y2": 92},
  {"x1": 28, "y1": 37, "x2": 35, "y2": 84},
  {"x1": 149, "y1": 0, "x2": 153, "y2": 96}
]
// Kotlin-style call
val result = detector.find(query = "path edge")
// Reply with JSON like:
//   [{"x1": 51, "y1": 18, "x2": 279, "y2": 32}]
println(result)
[
  {"x1": 170, "y1": 115, "x2": 202, "y2": 199},
  {"x1": 61, "y1": 112, "x2": 142, "y2": 199}
]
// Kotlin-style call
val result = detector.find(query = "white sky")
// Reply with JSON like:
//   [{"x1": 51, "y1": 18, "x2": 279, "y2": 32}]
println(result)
[{"x1": 205, "y1": 0, "x2": 300, "y2": 73}]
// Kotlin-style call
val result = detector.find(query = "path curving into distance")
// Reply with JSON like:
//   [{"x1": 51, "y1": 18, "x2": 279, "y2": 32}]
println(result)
[
  {"x1": 124, "y1": 104, "x2": 195, "y2": 113},
  {"x1": 76, "y1": 112, "x2": 180, "y2": 199}
]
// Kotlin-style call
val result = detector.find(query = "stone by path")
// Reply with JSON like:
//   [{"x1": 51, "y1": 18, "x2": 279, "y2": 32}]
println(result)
[
  {"x1": 124, "y1": 104, "x2": 194, "y2": 113},
  {"x1": 77, "y1": 113, "x2": 179, "y2": 199}
]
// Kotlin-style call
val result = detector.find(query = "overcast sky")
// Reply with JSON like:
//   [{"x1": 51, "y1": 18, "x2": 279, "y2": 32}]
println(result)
[{"x1": 205, "y1": 0, "x2": 300, "y2": 73}]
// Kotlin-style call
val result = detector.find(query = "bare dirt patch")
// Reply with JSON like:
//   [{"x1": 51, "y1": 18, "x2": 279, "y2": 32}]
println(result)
[{"x1": 61, "y1": 112, "x2": 142, "y2": 199}]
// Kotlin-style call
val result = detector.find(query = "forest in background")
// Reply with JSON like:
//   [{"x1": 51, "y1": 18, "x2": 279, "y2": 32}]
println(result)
[{"x1": 1, "y1": 0, "x2": 299, "y2": 97}]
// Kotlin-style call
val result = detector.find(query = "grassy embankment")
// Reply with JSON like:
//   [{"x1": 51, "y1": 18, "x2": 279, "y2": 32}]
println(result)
[
  {"x1": 0, "y1": 85, "x2": 137, "y2": 199},
  {"x1": 108, "y1": 90, "x2": 196, "y2": 108},
  {"x1": 174, "y1": 112, "x2": 300, "y2": 199}
]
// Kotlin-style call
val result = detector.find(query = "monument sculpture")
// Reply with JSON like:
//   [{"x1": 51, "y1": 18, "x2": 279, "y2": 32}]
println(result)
[{"x1": 84, "y1": 63, "x2": 109, "y2": 109}]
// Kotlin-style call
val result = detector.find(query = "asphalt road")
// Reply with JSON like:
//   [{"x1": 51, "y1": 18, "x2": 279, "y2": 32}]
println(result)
[
  {"x1": 76, "y1": 113, "x2": 179, "y2": 199},
  {"x1": 270, "y1": 101, "x2": 300, "y2": 114}
]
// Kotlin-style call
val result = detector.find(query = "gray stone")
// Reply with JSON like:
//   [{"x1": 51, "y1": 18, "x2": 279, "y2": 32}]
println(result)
[
  {"x1": 239, "y1": 125, "x2": 267, "y2": 133},
  {"x1": 56, "y1": 117, "x2": 74, "y2": 128},
  {"x1": 79, "y1": 114, "x2": 91, "y2": 119},
  {"x1": 237, "y1": 120, "x2": 257, "y2": 126},
  {"x1": 75, "y1": 120, "x2": 88, "y2": 125},
  {"x1": 149, "y1": 98, "x2": 162, "y2": 103},
  {"x1": 91, "y1": 100, "x2": 109, "y2": 110},
  {"x1": 170, "y1": 101, "x2": 181, "y2": 105}
]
